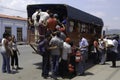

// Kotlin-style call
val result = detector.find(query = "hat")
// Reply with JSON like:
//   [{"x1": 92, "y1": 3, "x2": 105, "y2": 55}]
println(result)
[
  {"x1": 54, "y1": 14, "x2": 58, "y2": 18},
  {"x1": 65, "y1": 37, "x2": 71, "y2": 43}
]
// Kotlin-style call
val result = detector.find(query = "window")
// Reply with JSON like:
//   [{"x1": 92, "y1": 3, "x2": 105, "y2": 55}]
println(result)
[
  {"x1": 85, "y1": 24, "x2": 88, "y2": 33},
  {"x1": 80, "y1": 24, "x2": 89, "y2": 33},
  {"x1": 89, "y1": 24, "x2": 94, "y2": 34},
  {"x1": 69, "y1": 21, "x2": 74, "y2": 32},
  {"x1": 78, "y1": 22, "x2": 81, "y2": 33},
  {"x1": 17, "y1": 28, "x2": 22, "y2": 41},
  {"x1": 81, "y1": 24, "x2": 86, "y2": 33},
  {"x1": 5, "y1": 27, "x2": 11, "y2": 35}
]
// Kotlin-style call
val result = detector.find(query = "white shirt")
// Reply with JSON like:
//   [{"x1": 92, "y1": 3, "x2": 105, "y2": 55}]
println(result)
[
  {"x1": 38, "y1": 12, "x2": 49, "y2": 23},
  {"x1": 79, "y1": 37, "x2": 89, "y2": 51},
  {"x1": 32, "y1": 11, "x2": 39, "y2": 27},
  {"x1": 62, "y1": 42, "x2": 72, "y2": 60},
  {"x1": 111, "y1": 39, "x2": 118, "y2": 53},
  {"x1": 32, "y1": 11, "x2": 38, "y2": 21},
  {"x1": 12, "y1": 42, "x2": 17, "y2": 50},
  {"x1": 99, "y1": 39, "x2": 105, "y2": 50},
  {"x1": 1, "y1": 38, "x2": 6, "y2": 52}
]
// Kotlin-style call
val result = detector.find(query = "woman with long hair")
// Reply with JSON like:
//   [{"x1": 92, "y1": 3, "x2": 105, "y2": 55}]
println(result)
[
  {"x1": 10, "y1": 35, "x2": 21, "y2": 70},
  {"x1": 1, "y1": 32, "x2": 11, "y2": 73}
]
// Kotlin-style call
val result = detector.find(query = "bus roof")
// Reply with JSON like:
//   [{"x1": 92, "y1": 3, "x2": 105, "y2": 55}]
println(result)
[{"x1": 27, "y1": 4, "x2": 104, "y2": 26}]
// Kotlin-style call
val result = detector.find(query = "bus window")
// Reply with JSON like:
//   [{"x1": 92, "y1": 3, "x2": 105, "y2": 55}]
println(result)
[
  {"x1": 78, "y1": 22, "x2": 81, "y2": 33},
  {"x1": 69, "y1": 21, "x2": 74, "y2": 32},
  {"x1": 89, "y1": 24, "x2": 94, "y2": 34},
  {"x1": 85, "y1": 24, "x2": 88, "y2": 33},
  {"x1": 81, "y1": 24, "x2": 86, "y2": 33}
]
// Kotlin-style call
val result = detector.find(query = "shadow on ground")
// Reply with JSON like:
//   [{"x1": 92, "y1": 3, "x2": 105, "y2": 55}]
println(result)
[
  {"x1": 32, "y1": 59, "x2": 95, "y2": 79},
  {"x1": 11, "y1": 70, "x2": 19, "y2": 74},
  {"x1": 33, "y1": 62, "x2": 42, "y2": 69},
  {"x1": 32, "y1": 59, "x2": 96, "y2": 79},
  {"x1": 84, "y1": 71, "x2": 94, "y2": 76}
]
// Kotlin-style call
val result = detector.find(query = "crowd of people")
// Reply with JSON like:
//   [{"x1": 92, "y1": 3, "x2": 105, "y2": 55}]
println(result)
[
  {"x1": 0, "y1": 32, "x2": 22, "y2": 74},
  {"x1": 28, "y1": 9, "x2": 120, "y2": 80},
  {"x1": 90, "y1": 35, "x2": 119, "y2": 67},
  {"x1": 38, "y1": 30, "x2": 89, "y2": 79}
]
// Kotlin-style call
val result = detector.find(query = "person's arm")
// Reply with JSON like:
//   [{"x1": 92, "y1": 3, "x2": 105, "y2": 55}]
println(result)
[
  {"x1": 16, "y1": 47, "x2": 20, "y2": 55},
  {"x1": 49, "y1": 38, "x2": 58, "y2": 50},
  {"x1": 13, "y1": 41, "x2": 20, "y2": 55},
  {"x1": 4, "y1": 39, "x2": 8, "y2": 51},
  {"x1": 48, "y1": 46, "x2": 57, "y2": 50}
]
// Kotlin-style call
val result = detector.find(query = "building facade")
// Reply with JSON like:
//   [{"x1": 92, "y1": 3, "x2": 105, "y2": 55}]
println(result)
[{"x1": 0, "y1": 14, "x2": 27, "y2": 42}]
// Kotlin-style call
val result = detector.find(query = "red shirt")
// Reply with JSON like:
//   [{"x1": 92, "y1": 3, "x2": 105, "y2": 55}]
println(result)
[{"x1": 47, "y1": 18, "x2": 57, "y2": 31}]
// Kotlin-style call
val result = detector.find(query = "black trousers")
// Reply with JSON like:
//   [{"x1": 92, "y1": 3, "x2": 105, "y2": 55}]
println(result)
[
  {"x1": 11, "y1": 50, "x2": 18, "y2": 66},
  {"x1": 92, "y1": 52, "x2": 100, "y2": 64},
  {"x1": 109, "y1": 51, "x2": 117, "y2": 67},
  {"x1": 59, "y1": 59, "x2": 68, "y2": 77},
  {"x1": 42, "y1": 52, "x2": 50, "y2": 76}
]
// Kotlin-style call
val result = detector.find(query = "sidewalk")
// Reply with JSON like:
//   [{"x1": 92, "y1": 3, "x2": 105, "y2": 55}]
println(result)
[{"x1": 72, "y1": 61, "x2": 120, "y2": 80}]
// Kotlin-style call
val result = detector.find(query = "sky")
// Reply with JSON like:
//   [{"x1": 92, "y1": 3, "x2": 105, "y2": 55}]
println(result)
[{"x1": 0, "y1": 0, "x2": 120, "y2": 30}]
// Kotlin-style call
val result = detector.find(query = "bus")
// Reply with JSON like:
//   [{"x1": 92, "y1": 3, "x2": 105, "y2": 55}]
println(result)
[{"x1": 27, "y1": 4, "x2": 104, "y2": 46}]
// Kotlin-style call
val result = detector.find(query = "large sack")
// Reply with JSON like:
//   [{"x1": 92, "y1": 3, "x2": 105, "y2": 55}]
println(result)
[{"x1": 106, "y1": 39, "x2": 114, "y2": 48}]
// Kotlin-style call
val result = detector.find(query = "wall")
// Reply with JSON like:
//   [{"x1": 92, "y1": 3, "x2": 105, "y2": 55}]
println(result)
[{"x1": 0, "y1": 18, "x2": 27, "y2": 42}]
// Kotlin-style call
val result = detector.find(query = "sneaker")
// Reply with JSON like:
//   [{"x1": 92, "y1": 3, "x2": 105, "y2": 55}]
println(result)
[
  {"x1": 7, "y1": 70, "x2": 12, "y2": 74},
  {"x1": 16, "y1": 67, "x2": 23, "y2": 70},
  {"x1": 12, "y1": 67, "x2": 15, "y2": 70},
  {"x1": 77, "y1": 72, "x2": 85, "y2": 76},
  {"x1": 110, "y1": 66, "x2": 116, "y2": 68},
  {"x1": 43, "y1": 75, "x2": 48, "y2": 79},
  {"x1": 51, "y1": 75, "x2": 58, "y2": 80},
  {"x1": 2, "y1": 71, "x2": 7, "y2": 73}
]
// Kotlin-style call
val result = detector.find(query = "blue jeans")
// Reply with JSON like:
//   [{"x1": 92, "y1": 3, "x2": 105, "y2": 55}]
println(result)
[
  {"x1": 1, "y1": 51, "x2": 11, "y2": 73},
  {"x1": 76, "y1": 50, "x2": 86, "y2": 75},
  {"x1": 50, "y1": 55, "x2": 60, "y2": 77},
  {"x1": 100, "y1": 50, "x2": 106, "y2": 64}
]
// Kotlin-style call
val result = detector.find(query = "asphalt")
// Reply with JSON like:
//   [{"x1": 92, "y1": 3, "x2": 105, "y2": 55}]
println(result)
[{"x1": 0, "y1": 45, "x2": 120, "y2": 80}]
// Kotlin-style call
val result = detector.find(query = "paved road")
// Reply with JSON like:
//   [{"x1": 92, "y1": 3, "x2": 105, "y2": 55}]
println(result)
[
  {"x1": 0, "y1": 45, "x2": 120, "y2": 80},
  {"x1": 0, "y1": 45, "x2": 44, "y2": 80}
]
